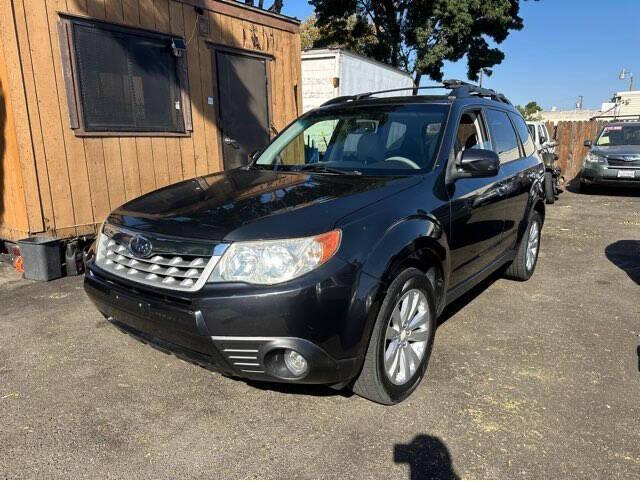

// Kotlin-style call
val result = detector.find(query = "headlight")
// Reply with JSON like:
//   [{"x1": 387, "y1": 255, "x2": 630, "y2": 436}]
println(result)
[
  {"x1": 208, "y1": 230, "x2": 341, "y2": 285},
  {"x1": 93, "y1": 219, "x2": 110, "y2": 263},
  {"x1": 585, "y1": 151, "x2": 606, "y2": 164}
]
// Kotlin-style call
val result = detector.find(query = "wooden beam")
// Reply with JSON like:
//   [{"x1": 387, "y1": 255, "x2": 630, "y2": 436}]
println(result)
[{"x1": 176, "y1": 0, "x2": 299, "y2": 34}]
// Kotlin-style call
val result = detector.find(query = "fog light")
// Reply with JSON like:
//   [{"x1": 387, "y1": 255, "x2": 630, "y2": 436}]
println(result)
[{"x1": 284, "y1": 349, "x2": 308, "y2": 376}]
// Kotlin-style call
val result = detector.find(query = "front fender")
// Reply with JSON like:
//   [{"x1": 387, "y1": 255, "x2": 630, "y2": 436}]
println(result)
[
  {"x1": 360, "y1": 215, "x2": 449, "y2": 285},
  {"x1": 518, "y1": 171, "x2": 545, "y2": 243}
]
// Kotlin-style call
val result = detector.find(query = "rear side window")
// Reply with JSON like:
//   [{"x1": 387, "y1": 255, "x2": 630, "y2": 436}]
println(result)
[
  {"x1": 485, "y1": 109, "x2": 520, "y2": 162},
  {"x1": 510, "y1": 114, "x2": 536, "y2": 157}
]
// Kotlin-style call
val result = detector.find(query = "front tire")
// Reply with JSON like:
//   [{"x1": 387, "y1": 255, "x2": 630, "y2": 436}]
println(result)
[
  {"x1": 504, "y1": 212, "x2": 542, "y2": 282},
  {"x1": 544, "y1": 172, "x2": 555, "y2": 204},
  {"x1": 352, "y1": 268, "x2": 436, "y2": 405}
]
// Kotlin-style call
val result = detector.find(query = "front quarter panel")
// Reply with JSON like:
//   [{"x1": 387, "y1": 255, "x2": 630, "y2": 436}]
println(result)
[{"x1": 336, "y1": 176, "x2": 450, "y2": 290}]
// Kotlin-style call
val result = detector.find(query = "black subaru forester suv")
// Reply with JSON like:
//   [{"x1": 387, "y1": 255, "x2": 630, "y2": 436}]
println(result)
[{"x1": 85, "y1": 81, "x2": 545, "y2": 405}]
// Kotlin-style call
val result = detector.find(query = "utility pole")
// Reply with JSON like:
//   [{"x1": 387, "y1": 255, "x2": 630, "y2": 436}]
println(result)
[{"x1": 619, "y1": 68, "x2": 634, "y2": 91}]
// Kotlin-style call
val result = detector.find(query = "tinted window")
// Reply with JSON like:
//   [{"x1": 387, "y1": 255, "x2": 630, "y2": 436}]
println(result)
[
  {"x1": 72, "y1": 20, "x2": 184, "y2": 132},
  {"x1": 486, "y1": 109, "x2": 520, "y2": 162},
  {"x1": 510, "y1": 114, "x2": 536, "y2": 157}
]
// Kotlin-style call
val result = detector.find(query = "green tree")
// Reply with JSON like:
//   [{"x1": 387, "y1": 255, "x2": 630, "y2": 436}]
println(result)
[
  {"x1": 309, "y1": 0, "x2": 525, "y2": 87},
  {"x1": 300, "y1": 16, "x2": 319, "y2": 50},
  {"x1": 300, "y1": 14, "x2": 376, "y2": 53},
  {"x1": 516, "y1": 101, "x2": 543, "y2": 120}
]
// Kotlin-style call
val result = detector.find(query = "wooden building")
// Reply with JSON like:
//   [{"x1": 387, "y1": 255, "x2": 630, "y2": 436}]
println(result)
[{"x1": 0, "y1": 0, "x2": 301, "y2": 243}]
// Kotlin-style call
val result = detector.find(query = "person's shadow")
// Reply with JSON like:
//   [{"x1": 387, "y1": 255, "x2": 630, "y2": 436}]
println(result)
[
  {"x1": 605, "y1": 240, "x2": 640, "y2": 285},
  {"x1": 394, "y1": 434, "x2": 459, "y2": 479}
]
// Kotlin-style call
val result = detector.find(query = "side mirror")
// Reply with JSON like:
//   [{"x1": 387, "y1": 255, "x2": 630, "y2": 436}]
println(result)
[
  {"x1": 453, "y1": 149, "x2": 500, "y2": 180},
  {"x1": 584, "y1": 140, "x2": 592, "y2": 147}
]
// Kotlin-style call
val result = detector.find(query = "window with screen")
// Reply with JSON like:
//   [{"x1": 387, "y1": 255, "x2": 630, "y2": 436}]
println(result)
[
  {"x1": 59, "y1": 17, "x2": 191, "y2": 135},
  {"x1": 485, "y1": 109, "x2": 521, "y2": 163}
]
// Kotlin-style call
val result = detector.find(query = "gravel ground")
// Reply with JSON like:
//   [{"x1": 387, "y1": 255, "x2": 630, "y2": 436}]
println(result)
[{"x1": 1, "y1": 189, "x2": 639, "y2": 479}]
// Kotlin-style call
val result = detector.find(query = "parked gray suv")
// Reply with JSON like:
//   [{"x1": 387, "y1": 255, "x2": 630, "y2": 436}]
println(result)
[{"x1": 581, "y1": 122, "x2": 640, "y2": 191}]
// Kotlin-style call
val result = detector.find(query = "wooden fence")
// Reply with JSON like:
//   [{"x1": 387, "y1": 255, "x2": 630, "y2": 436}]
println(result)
[{"x1": 546, "y1": 121, "x2": 607, "y2": 180}]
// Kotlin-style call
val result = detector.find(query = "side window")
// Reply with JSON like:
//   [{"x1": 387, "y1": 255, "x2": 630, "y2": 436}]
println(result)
[
  {"x1": 510, "y1": 113, "x2": 536, "y2": 157},
  {"x1": 454, "y1": 110, "x2": 489, "y2": 160},
  {"x1": 485, "y1": 109, "x2": 520, "y2": 163},
  {"x1": 538, "y1": 125, "x2": 548, "y2": 145}
]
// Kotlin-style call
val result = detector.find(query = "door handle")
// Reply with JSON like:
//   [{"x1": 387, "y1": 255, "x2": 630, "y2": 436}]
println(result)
[{"x1": 224, "y1": 137, "x2": 239, "y2": 149}]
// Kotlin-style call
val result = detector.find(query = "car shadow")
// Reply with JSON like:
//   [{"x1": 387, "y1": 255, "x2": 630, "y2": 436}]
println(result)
[
  {"x1": 243, "y1": 379, "x2": 354, "y2": 398},
  {"x1": 605, "y1": 240, "x2": 640, "y2": 285},
  {"x1": 566, "y1": 177, "x2": 640, "y2": 197},
  {"x1": 394, "y1": 434, "x2": 459, "y2": 479},
  {"x1": 438, "y1": 269, "x2": 504, "y2": 326}
]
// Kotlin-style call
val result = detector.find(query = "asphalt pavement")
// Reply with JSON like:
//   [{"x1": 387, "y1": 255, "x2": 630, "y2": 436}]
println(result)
[{"x1": 1, "y1": 188, "x2": 639, "y2": 479}]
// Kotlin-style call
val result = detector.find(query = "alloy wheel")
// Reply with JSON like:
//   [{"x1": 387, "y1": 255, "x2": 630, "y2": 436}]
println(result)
[
  {"x1": 383, "y1": 288, "x2": 430, "y2": 385},
  {"x1": 525, "y1": 220, "x2": 540, "y2": 271}
]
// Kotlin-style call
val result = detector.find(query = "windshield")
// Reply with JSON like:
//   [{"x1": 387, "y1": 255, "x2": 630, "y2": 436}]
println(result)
[
  {"x1": 255, "y1": 104, "x2": 450, "y2": 175},
  {"x1": 595, "y1": 124, "x2": 640, "y2": 146}
]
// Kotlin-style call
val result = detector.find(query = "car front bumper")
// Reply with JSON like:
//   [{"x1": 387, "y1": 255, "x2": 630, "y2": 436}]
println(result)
[
  {"x1": 84, "y1": 259, "x2": 381, "y2": 385},
  {"x1": 581, "y1": 164, "x2": 640, "y2": 186}
]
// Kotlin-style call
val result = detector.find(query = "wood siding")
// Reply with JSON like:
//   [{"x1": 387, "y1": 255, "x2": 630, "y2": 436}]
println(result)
[
  {"x1": 547, "y1": 121, "x2": 608, "y2": 180},
  {"x1": 0, "y1": 0, "x2": 301, "y2": 242}
]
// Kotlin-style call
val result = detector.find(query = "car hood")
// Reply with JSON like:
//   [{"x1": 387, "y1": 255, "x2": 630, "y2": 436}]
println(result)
[
  {"x1": 108, "y1": 169, "x2": 421, "y2": 241},
  {"x1": 591, "y1": 145, "x2": 640, "y2": 157}
]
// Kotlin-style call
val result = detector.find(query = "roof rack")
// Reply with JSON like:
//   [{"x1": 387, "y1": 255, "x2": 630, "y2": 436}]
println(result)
[
  {"x1": 589, "y1": 114, "x2": 640, "y2": 122},
  {"x1": 320, "y1": 79, "x2": 512, "y2": 107}
]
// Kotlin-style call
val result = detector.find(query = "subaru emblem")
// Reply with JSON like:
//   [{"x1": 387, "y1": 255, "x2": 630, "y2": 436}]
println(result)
[{"x1": 129, "y1": 235, "x2": 153, "y2": 258}]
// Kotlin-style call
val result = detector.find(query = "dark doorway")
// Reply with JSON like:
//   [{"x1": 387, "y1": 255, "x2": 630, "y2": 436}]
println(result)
[{"x1": 214, "y1": 49, "x2": 270, "y2": 170}]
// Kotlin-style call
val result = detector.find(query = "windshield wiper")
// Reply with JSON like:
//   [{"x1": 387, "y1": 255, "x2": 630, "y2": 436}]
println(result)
[{"x1": 296, "y1": 164, "x2": 362, "y2": 176}]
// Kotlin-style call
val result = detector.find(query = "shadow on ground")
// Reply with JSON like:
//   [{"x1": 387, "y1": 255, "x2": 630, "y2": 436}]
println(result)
[
  {"x1": 605, "y1": 240, "x2": 640, "y2": 285},
  {"x1": 438, "y1": 269, "x2": 503, "y2": 326},
  {"x1": 244, "y1": 379, "x2": 353, "y2": 398},
  {"x1": 566, "y1": 177, "x2": 640, "y2": 197},
  {"x1": 394, "y1": 434, "x2": 459, "y2": 479}
]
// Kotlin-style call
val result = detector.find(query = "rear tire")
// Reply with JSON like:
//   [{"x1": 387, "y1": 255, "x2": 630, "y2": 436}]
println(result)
[
  {"x1": 504, "y1": 212, "x2": 542, "y2": 282},
  {"x1": 352, "y1": 268, "x2": 436, "y2": 405},
  {"x1": 544, "y1": 172, "x2": 555, "y2": 204}
]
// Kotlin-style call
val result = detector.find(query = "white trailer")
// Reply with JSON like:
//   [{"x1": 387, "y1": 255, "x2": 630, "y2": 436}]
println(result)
[{"x1": 301, "y1": 48, "x2": 414, "y2": 113}]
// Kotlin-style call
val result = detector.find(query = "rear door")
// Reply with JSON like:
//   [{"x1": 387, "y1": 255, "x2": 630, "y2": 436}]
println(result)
[
  {"x1": 503, "y1": 112, "x2": 549, "y2": 247},
  {"x1": 215, "y1": 50, "x2": 270, "y2": 170},
  {"x1": 487, "y1": 110, "x2": 538, "y2": 250}
]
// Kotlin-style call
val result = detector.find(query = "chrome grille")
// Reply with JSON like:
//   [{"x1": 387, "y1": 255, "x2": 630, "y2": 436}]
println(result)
[
  {"x1": 607, "y1": 157, "x2": 640, "y2": 167},
  {"x1": 95, "y1": 226, "x2": 227, "y2": 292}
]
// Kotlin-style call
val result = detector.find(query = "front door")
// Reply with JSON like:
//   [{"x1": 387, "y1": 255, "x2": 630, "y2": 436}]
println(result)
[
  {"x1": 215, "y1": 50, "x2": 270, "y2": 170},
  {"x1": 447, "y1": 109, "x2": 508, "y2": 289}
]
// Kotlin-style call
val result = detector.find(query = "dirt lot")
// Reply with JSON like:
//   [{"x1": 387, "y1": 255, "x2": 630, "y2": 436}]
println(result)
[{"x1": 1, "y1": 189, "x2": 639, "y2": 479}]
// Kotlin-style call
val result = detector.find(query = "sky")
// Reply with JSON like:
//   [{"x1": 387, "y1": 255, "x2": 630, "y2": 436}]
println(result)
[{"x1": 280, "y1": 0, "x2": 640, "y2": 111}]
